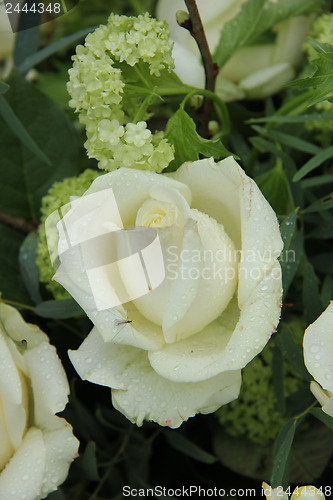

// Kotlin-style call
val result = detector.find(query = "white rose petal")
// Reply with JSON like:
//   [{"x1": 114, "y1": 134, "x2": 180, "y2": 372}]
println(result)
[
  {"x1": 0, "y1": 427, "x2": 46, "y2": 500},
  {"x1": 69, "y1": 328, "x2": 241, "y2": 428}
]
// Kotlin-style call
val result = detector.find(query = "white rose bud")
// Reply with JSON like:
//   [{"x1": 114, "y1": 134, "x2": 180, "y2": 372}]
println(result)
[
  {"x1": 0, "y1": 302, "x2": 79, "y2": 500},
  {"x1": 50, "y1": 157, "x2": 283, "y2": 428}
]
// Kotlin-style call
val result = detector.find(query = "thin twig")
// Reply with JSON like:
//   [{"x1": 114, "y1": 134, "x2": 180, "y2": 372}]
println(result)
[
  {"x1": 0, "y1": 211, "x2": 35, "y2": 234},
  {"x1": 183, "y1": 0, "x2": 219, "y2": 136}
]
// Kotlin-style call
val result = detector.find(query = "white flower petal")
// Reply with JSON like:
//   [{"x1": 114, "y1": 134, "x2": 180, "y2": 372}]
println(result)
[
  {"x1": 24, "y1": 342, "x2": 70, "y2": 429},
  {"x1": 239, "y1": 62, "x2": 295, "y2": 99},
  {"x1": 55, "y1": 269, "x2": 165, "y2": 351},
  {"x1": 0, "y1": 427, "x2": 46, "y2": 500},
  {"x1": 221, "y1": 45, "x2": 275, "y2": 83},
  {"x1": 0, "y1": 302, "x2": 47, "y2": 349},
  {"x1": 149, "y1": 263, "x2": 282, "y2": 383},
  {"x1": 171, "y1": 40, "x2": 205, "y2": 88},
  {"x1": 69, "y1": 328, "x2": 241, "y2": 428},
  {"x1": 85, "y1": 168, "x2": 192, "y2": 227},
  {"x1": 0, "y1": 330, "x2": 27, "y2": 450},
  {"x1": 171, "y1": 157, "x2": 283, "y2": 307},
  {"x1": 162, "y1": 209, "x2": 237, "y2": 342},
  {"x1": 303, "y1": 302, "x2": 333, "y2": 392},
  {"x1": 40, "y1": 424, "x2": 79, "y2": 498}
]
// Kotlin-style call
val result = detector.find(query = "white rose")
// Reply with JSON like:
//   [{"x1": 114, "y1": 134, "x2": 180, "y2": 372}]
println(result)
[
  {"x1": 263, "y1": 482, "x2": 325, "y2": 499},
  {"x1": 156, "y1": 0, "x2": 311, "y2": 100},
  {"x1": 51, "y1": 157, "x2": 283, "y2": 428},
  {"x1": 0, "y1": 302, "x2": 79, "y2": 499},
  {"x1": 303, "y1": 301, "x2": 333, "y2": 417}
]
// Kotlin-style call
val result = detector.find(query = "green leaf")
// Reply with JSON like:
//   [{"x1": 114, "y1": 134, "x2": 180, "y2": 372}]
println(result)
[
  {"x1": 0, "y1": 69, "x2": 80, "y2": 222},
  {"x1": 303, "y1": 192, "x2": 333, "y2": 214},
  {"x1": 164, "y1": 108, "x2": 232, "y2": 171},
  {"x1": 293, "y1": 145, "x2": 333, "y2": 182},
  {"x1": 272, "y1": 345, "x2": 286, "y2": 415},
  {"x1": 0, "y1": 226, "x2": 31, "y2": 304},
  {"x1": 251, "y1": 125, "x2": 321, "y2": 155},
  {"x1": 280, "y1": 226, "x2": 303, "y2": 298},
  {"x1": 76, "y1": 441, "x2": 100, "y2": 481},
  {"x1": 275, "y1": 327, "x2": 311, "y2": 381},
  {"x1": 0, "y1": 82, "x2": 9, "y2": 95},
  {"x1": 34, "y1": 299, "x2": 83, "y2": 319},
  {"x1": 214, "y1": 0, "x2": 265, "y2": 68},
  {"x1": 214, "y1": 0, "x2": 318, "y2": 68},
  {"x1": 285, "y1": 388, "x2": 315, "y2": 417},
  {"x1": 310, "y1": 408, "x2": 333, "y2": 432},
  {"x1": 18, "y1": 27, "x2": 96, "y2": 74},
  {"x1": 164, "y1": 429, "x2": 216, "y2": 464},
  {"x1": 303, "y1": 262, "x2": 324, "y2": 325},
  {"x1": 19, "y1": 232, "x2": 42, "y2": 305},
  {"x1": 312, "y1": 252, "x2": 333, "y2": 275},
  {"x1": 321, "y1": 275, "x2": 333, "y2": 307},
  {"x1": 0, "y1": 96, "x2": 51, "y2": 166},
  {"x1": 247, "y1": 113, "x2": 333, "y2": 124},
  {"x1": 288, "y1": 40, "x2": 333, "y2": 107},
  {"x1": 13, "y1": 8, "x2": 40, "y2": 68},
  {"x1": 279, "y1": 210, "x2": 297, "y2": 254},
  {"x1": 301, "y1": 173, "x2": 333, "y2": 188},
  {"x1": 214, "y1": 420, "x2": 330, "y2": 484},
  {"x1": 255, "y1": 163, "x2": 294, "y2": 215},
  {"x1": 271, "y1": 417, "x2": 303, "y2": 488}
]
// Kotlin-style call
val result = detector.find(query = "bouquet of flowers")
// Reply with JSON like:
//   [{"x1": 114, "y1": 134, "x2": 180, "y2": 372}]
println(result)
[{"x1": 0, "y1": 0, "x2": 333, "y2": 498}]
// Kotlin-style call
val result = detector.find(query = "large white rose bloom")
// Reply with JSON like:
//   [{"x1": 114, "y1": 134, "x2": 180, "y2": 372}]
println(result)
[
  {"x1": 156, "y1": 0, "x2": 311, "y2": 100},
  {"x1": 303, "y1": 301, "x2": 333, "y2": 417},
  {"x1": 0, "y1": 302, "x2": 79, "y2": 499},
  {"x1": 51, "y1": 157, "x2": 283, "y2": 427}
]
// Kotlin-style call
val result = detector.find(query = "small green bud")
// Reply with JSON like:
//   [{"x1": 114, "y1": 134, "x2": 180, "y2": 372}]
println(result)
[{"x1": 176, "y1": 10, "x2": 191, "y2": 30}]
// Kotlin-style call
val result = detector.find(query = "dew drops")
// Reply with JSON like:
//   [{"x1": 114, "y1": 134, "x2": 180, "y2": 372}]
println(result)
[{"x1": 310, "y1": 344, "x2": 320, "y2": 353}]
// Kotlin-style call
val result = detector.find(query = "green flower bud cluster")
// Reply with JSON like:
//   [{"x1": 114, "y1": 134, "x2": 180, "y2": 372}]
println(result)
[
  {"x1": 67, "y1": 13, "x2": 175, "y2": 173},
  {"x1": 217, "y1": 321, "x2": 305, "y2": 445},
  {"x1": 36, "y1": 169, "x2": 101, "y2": 299},
  {"x1": 304, "y1": 13, "x2": 333, "y2": 146}
]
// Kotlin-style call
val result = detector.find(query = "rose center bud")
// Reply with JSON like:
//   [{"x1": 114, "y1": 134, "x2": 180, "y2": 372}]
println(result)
[{"x1": 136, "y1": 199, "x2": 179, "y2": 228}]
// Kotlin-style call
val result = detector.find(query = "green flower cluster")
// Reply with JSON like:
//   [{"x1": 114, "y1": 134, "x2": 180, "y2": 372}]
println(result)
[
  {"x1": 304, "y1": 13, "x2": 333, "y2": 146},
  {"x1": 217, "y1": 322, "x2": 305, "y2": 445},
  {"x1": 36, "y1": 169, "x2": 101, "y2": 299},
  {"x1": 67, "y1": 13, "x2": 175, "y2": 173}
]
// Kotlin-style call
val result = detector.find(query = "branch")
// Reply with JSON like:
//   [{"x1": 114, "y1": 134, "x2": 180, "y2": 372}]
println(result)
[
  {"x1": 182, "y1": 0, "x2": 219, "y2": 136},
  {"x1": 0, "y1": 212, "x2": 35, "y2": 234}
]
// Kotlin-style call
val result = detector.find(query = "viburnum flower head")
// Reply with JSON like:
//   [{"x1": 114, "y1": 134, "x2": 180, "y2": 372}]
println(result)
[
  {"x1": 67, "y1": 12, "x2": 175, "y2": 173},
  {"x1": 47, "y1": 157, "x2": 283, "y2": 428}
]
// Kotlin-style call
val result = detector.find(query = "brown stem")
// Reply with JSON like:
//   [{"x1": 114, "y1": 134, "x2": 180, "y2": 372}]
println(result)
[
  {"x1": 183, "y1": 0, "x2": 219, "y2": 136},
  {"x1": 0, "y1": 212, "x2": 35, "y2": 234}
]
